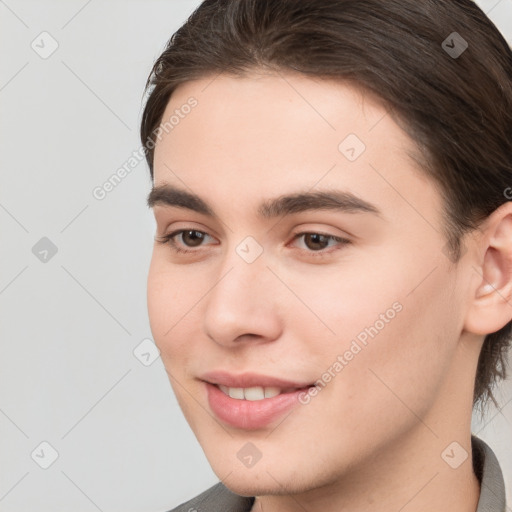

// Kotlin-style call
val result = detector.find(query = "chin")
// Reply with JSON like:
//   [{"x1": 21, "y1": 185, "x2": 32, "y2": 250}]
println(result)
[
  {"x1": 208, "y1": 456, "x2": 321, "y2": 497},
  {"x1": 220, "y1": 476, "x2": 292, "y2": 497}
]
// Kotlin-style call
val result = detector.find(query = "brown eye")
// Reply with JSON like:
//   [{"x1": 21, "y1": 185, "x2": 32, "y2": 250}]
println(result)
[
  {"x1": 180, "y1": 230, "x2": 206, "y2": 247},
  {"x1": 302, "y1": 233, "x2": 331, "y2": 251},
  {"x1": 290, "y1": 231, "x2": 352, "y2": 258},
  {"x1": 156, "y1": 228, "x2": 214, "y2": 254}
]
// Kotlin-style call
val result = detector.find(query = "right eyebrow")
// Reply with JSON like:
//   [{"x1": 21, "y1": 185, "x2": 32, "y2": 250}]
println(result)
[{"x1": 147, "y1": 184, "x2": 382, "y2": 220}]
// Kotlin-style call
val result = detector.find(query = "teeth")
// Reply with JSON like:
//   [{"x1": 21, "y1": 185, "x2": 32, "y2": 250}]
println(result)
[
  {"x1": 228, "y1": 387, "x2": 245, "y2": 399},
  {"x1": 264, "y1": 386, "x2": 281, "y2": 398},
  {"x1": 218, "y1": 385, "x2": 283, "y2": 400},
  {"x1": 244, "y1": 387, "x2": 265, "y2": 401}
]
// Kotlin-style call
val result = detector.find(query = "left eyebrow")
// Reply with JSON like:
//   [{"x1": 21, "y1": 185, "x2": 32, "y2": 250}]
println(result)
[{"x1": 147, "y1": 184, "x2": 382, "y2": 219}]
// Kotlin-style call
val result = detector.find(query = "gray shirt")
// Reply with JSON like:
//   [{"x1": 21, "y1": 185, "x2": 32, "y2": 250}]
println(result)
[{"x1": 168, "y1": 435, "x2": 507, "y2": 512}]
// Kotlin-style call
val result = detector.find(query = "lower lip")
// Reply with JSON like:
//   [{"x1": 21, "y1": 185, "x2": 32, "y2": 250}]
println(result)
[{"x1": 205, "y1": 382, "x2": 310, "y2": 430}]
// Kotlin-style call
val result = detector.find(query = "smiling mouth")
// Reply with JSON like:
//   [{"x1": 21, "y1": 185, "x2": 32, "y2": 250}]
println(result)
[
  {"x1": 204, "y1": 380, "x2": 315, "y2": 429},
  {"x1": 216, "y1": 384, "x2": 312, "y2": 401}
]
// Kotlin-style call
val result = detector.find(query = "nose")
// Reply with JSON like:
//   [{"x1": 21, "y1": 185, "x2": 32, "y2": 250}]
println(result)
[{"x1": 202, "y1": 248, "x2": 283, "y2": 347}]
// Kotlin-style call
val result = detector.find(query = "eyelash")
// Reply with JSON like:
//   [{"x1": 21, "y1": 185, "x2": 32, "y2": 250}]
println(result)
[{"x1": 155, "y1": 229, "x2": 351, "y2": 258}]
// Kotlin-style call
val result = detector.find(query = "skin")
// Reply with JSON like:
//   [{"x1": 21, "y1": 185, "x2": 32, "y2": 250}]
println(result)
[{"x1": 147, "y1": 70, "x2": 512, "y2": 512}]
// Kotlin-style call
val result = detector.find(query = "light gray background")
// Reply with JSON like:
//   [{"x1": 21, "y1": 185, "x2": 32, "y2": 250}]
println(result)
[{"x1": 1, "y1": 1, "x2": 511, "y2": 511}]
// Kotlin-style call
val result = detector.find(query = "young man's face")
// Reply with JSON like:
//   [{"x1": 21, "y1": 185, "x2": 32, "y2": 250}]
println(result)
[{"x1": 148, "y1": 72, "x2": 482, "y2": 497}]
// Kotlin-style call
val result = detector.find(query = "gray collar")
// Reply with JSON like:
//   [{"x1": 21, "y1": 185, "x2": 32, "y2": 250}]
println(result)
[{"x1": 472, "y1": 435, "x2": 507, "y2": 512}]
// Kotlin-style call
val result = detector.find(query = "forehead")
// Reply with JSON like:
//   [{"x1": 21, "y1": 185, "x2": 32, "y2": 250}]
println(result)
[
  {"x1": 157, "y1": 72, "x2": 389, "y2": 157},
  {"x1": 152, "y1": 71, "x2": 439, "y2": 226}
]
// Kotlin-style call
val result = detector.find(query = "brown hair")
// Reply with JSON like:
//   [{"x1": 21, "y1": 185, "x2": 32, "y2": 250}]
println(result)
[{"x1": 140, "y1": 0, "x2": 512, "y2": 409}]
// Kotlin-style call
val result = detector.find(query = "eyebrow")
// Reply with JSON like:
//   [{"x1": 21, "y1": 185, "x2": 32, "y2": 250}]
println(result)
[{"x1": 147, "y1": 184, "x2": 382, "y2": 219}]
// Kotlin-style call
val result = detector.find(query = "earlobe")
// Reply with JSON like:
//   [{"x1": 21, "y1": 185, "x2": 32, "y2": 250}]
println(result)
[{"x1": 463, "y1": 202, "x2": 512, "y2": 336}]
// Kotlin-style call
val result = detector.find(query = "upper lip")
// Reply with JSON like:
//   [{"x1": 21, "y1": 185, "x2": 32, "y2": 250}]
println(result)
[{"x1": 200, "y1": 370, "x2": 314, "y2": 389}]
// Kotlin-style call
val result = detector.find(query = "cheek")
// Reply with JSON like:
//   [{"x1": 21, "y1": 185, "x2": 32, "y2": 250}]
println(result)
[
  {"x1": 147, "y1": 261, "x2": 203, "y2": 416},
  {"x1": 147, "y1": 256, "x2": 192, "y2": 359},
  {"x1": 289, "y1": 250, "x2": 458, "y2": 414},
  {"x1": 147, "y1": 263, "x2": 173, "y2": 343}
]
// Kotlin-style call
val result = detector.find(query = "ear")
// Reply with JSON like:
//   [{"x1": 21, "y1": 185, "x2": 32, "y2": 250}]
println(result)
[{"x1": 463, "y1": 201, "x2": 512, "y2": 335}]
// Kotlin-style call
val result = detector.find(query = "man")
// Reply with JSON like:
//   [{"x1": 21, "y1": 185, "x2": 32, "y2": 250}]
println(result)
[{"x1": 141, "y1": 0, "x2": 511, "y2": 510}]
